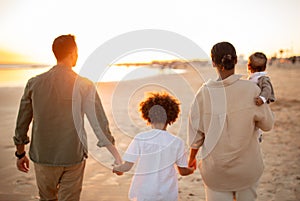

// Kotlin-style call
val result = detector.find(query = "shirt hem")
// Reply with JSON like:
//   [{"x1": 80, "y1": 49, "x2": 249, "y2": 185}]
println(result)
[{"x1": 30, "y1": 157, "x2": 86, "y2": 167}]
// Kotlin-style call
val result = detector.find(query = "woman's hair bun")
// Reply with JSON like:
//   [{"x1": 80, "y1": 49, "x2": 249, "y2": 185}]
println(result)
[
  {"x1": 222, "y1": 54, "x2": 232, "y2": 63},
  {"x1": 211, "y1": 42, "x2": 237, "y2": 70},
  {"x1": 221, "y1": 54, "x2": 235, "y2": 69}
]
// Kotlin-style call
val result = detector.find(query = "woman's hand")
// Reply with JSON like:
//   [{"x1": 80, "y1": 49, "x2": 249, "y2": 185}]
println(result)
[
  {"x1": 188, "y1": 148, "x2": 199, "y2": 170},
  {"x1": 188, "y1": 158, "x2": 197, "y2": 170}
]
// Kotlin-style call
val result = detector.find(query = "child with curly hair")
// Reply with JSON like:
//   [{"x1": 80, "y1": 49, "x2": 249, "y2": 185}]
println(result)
[{"x1": 113, "y1": 92, "x2": 194, "y2": 201}]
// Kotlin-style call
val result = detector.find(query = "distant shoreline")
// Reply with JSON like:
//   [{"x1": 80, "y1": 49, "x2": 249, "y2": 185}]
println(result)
[
  {"x1": 113, "y1": 59, "x2": 210, "y2": 69},
  {"x1": 0, "y1": 63, "x2": 51, "y2": 69}
]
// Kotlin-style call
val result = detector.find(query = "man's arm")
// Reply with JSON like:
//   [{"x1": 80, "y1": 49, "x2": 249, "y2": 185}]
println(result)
[
  {"x1": 16, "y1": 144, "x2": 30, "y2": 173},
  {"x1": 83, "y1": 83, "x2": 115, "y2": 145},
  {"x1": 82, "y1": 82, "x2": 123, "y2": 164},
  {"x1": 14, "y1": 81, "x2": 33, "y2": 172},
  {"x1": 106, "y1": 144, "x2": 122, "y2": 165}
]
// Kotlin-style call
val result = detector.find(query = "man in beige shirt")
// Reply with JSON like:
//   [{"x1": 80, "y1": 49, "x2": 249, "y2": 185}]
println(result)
[
  {"x1": 188, "y1": 42, "x2": 274, "y2": 201},
  {"x1": 14, "y1": 35, "x2": 122, "y2": 201}
]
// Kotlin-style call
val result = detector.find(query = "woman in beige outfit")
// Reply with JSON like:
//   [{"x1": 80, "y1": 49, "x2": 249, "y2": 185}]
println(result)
[{"x1": 188, "y1": 42, "x2": 274, "y2": 201}]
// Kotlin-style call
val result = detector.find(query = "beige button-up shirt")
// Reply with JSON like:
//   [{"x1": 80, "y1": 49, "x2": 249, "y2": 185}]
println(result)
[
  {"x1": 14, "y1": 65, "x2": 115, "y2": 166},
  {"x1": 189, "y1": 74, "x2": 274, "y2": 191}
]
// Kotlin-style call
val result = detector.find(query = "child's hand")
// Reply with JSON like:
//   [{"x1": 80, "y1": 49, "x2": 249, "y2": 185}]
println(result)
[
  {"x1": 255, "y1": 97, "x2": 264, "y2": 106},
  {"x1": 187, "y1": 167, "x2": 195, "y2": 174},
  {"x1": 112, "y1": 161, "x2": 133, "y2": 176},
  {"x1": 112, "y1": 166, "x2": 124, "y2": 176}
]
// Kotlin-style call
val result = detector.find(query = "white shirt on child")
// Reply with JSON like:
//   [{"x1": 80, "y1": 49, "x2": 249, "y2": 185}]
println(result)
[
  {"x1": 123, "y1": 129, "x2": 188, "y2": 201},
  {"x1": 248, "y1": 71, "x2": 267, "y2": 103}
]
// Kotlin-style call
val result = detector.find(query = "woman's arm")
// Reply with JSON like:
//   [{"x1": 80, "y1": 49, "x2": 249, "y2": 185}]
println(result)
[{"x1": 188, "y1": 148, "x2": 199, "y2": 170}]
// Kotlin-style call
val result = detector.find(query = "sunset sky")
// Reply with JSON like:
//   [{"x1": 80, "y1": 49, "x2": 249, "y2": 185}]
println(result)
[{"x1": 0, "y1": 0, "x2": 299, "y2": 65}]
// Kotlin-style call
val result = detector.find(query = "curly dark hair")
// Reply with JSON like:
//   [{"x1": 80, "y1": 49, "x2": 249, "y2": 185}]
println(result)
[{"x1": 139, "y1": 92, "x2": 180, "y2": 125}]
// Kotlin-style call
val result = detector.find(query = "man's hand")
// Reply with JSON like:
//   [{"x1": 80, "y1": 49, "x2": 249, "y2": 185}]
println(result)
[
  {"x1": 112, "y1": 161, "x2": 134, "y2": 176},
  {"x1": 16, "y1": 156, "x2": 30, "y2": 173},
  {"x1": 112, "y1": 167, "x2": 124, "y2": 176}
]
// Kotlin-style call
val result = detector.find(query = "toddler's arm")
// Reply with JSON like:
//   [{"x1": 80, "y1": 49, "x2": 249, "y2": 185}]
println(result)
[{"x1": 256, "y1": 76, "x2": 274, "y2": 106}]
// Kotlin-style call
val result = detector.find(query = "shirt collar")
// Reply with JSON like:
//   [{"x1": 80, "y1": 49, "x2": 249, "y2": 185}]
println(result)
[
  {"x1": 248, "y1": 72, "x2": 267, "y2": 82},
  {"x1": 205, "y1": 74, "x2": 242, "y2": 88}
]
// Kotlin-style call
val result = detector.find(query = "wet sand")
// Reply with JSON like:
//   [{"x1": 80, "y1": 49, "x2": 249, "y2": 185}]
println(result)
[{"x1": 0, "y1": 63, "x2": 299, "y2": 201}]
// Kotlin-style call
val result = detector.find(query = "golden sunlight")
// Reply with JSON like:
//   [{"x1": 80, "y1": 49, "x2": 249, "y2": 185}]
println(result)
[{"x1": 0, "y1": 49, "x2": 35, "y2": 64}]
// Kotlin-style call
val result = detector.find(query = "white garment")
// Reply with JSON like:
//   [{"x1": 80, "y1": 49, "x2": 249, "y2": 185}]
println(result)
[
  {"x1": 248, "y1": 71, "x2": 267, "y2": 83},
  {"x1": 248, "y1": 72, "x2": 267, "y2": 103},
  {"x1": 123, "y1": 129, "x2": 188, "y2": 201}
]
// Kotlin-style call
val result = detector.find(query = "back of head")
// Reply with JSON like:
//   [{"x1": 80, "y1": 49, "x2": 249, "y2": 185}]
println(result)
[
  {"x1": 52, "y1": 34, "x2": 76, "y2": 61},
  {"x1": 248, "y1": 52, "x2": 267, "y2": 72},
  {"x1": 139, "y1": 92, "x2": 180, "y2": 125},
  {"x1": 211, "y1": 42, "x2": 237, "y2": 70}
]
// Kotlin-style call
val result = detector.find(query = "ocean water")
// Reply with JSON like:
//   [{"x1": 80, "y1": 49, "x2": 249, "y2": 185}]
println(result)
[
  {"x1": 0, "y1": 64, "x2": 185, "y2": 87},
  {"x1": 0, "y1": 64, "x2": 52, "y2": 87},
  {"x1": 92, "y1": 65, "x2": 185, "y2": 82}
]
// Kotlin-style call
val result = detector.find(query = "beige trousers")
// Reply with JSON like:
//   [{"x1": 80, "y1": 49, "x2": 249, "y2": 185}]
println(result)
[
  {"x1": 205, "y1": 183, "x2": 258, "y2": 201},
  {"x1": 34, "y1": 160, "x2": 86, "y2": 201}
]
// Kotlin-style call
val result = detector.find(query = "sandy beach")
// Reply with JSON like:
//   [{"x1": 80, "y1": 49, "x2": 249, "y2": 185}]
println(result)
[{"x1": 0, "y1": 63, "x2": 299, "y2": 201}]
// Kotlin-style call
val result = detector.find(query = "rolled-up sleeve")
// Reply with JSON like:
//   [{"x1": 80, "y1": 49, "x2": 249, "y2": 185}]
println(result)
[
  {"x1": 188, "y1": 93, "x2": 205, "y2": 149},
  {"x1": 14, "y1": 80, "x2": 33, "y2": 145},
  {"x1": 255, "y1": 103, "x2": 275, "y2": 131}
]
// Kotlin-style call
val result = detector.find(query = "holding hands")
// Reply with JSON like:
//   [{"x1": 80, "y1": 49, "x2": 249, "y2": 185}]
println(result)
[
  {"x1": 188, "y1": 158, "x2": 197, "y2": 170},
  {"x1": 112, "y1": 161, "x2": 134, "y2": 176}
]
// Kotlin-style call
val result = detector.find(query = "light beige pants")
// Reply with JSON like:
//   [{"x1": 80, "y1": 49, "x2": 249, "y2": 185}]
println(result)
[
  {"x1": 34, "y1": 160, "x2": 86, "y2": 201},
  {"x1": 205, "y1": 183, "x2": 258, "y2": 201}
]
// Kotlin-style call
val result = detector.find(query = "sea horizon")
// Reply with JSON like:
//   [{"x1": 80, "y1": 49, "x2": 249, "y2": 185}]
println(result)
[{"x1": 0, "y1": 62, "x2": 187, "y2": 87}]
